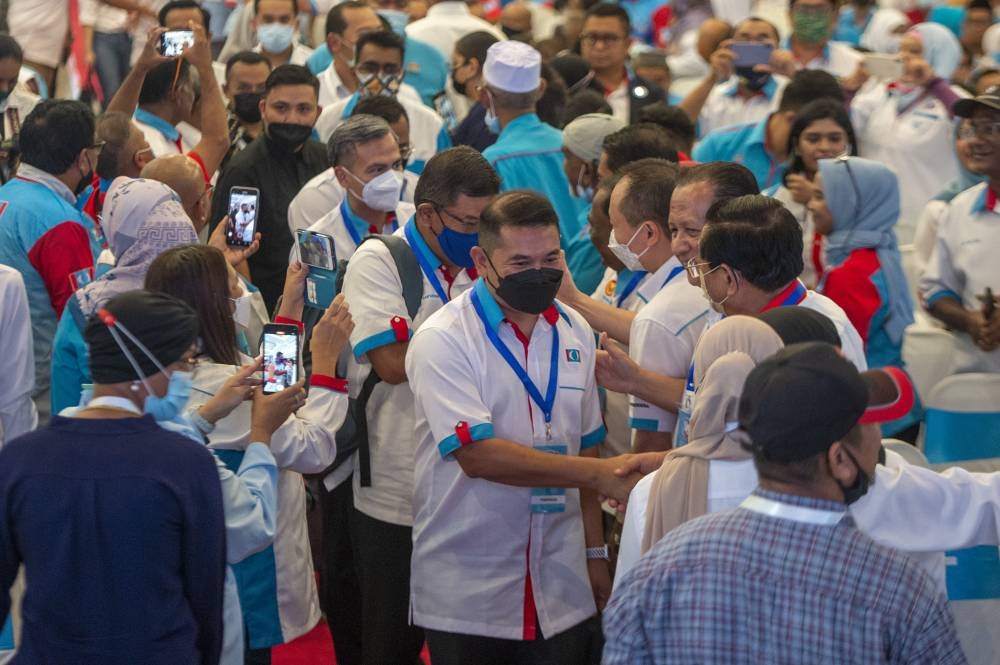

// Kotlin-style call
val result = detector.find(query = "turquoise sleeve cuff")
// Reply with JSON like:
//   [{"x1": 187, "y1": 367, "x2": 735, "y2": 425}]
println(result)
[
  {"x1": 629, "y1": 417, "x2": 661, "y2": 432},
  {"x1": 924, "y1": 289, "x2": 962, "y2": 309},
  {"x1": 581, "y1": 425, "x2": 607, "y2": 449},
  {"x1": 353, "y1": 327, "x2": 412, "y2": 359},
  {"x1": 437, "y1": 422, "x2": 495, "y2": 459}
]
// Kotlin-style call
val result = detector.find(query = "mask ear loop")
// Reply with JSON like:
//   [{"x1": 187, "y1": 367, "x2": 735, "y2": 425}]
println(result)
[{"x1": 97, "y1": 308, "x2": 169, "y2": 397}]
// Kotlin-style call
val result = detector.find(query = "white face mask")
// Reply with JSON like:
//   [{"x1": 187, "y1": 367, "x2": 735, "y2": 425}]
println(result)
[
  {"x1": 232, "y1": 292, "x2": 253, "y2": 330},
  {"x1": 607, "y1": 223, "x2": 650, "y2": 272},
  {"x1": 345, "y1": 168, "x2": 404, "y2": 211}
]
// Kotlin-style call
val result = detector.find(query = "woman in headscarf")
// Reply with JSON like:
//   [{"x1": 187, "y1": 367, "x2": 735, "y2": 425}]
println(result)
[
  {"x1": 851, "y1": 22, "x2": 968, "y2": 244},
  {"x1": 859, "y1": 8, "x2": 910, "y2": 55},
  {"x1": 615, "y1": 316, "x2": 784, "y2": 581},
  {"x1": 50, "y1": 177, "x2": 199, "y2": 414},
  {"x1": 809, "y1": 156, "x2": 921, "y2": 438}
]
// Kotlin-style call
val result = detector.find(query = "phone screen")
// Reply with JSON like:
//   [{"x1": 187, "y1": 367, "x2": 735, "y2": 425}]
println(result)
[
  {"x1": 296, "y1": 230, "x2": 336, "y2": 270},
  {"x1": 262, "y1": 328, "x2": 299, "y2": 394},
  {"x1": 226, "y1": 187, "x2": 260, "y2": 247},
  {"x1": 863, "y1": 54, "x2": 904, "y2": 81},
  {"x1": 160, "y1": 30, "x2": 195, "y2": 57}
]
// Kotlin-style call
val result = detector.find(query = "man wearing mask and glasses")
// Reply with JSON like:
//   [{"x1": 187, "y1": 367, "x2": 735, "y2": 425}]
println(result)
[
  {"x1": 316, "y1": 30, "x2": 451, "y2": 175},
  {"x1": 211, "y1": 64, "x2": 328, "y2": 313}
]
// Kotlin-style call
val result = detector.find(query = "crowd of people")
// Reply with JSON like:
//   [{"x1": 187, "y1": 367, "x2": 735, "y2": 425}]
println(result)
[{"x1": 1, "y1": 0, "x2": 1000, "y2": 662}]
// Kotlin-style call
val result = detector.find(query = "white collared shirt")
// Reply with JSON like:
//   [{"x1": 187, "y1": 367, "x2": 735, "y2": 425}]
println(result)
[
  {"x1": 797, "y1": 290, "x2": 868, "y2": 370},
  {"x1": 405, "y1": 282, "x2": 606, "y2": 639},
  {"x1": 287, "y1": 168, "x2": 418, "y2": 234},
  {"x1": 405, "y1": 1, "x2": 505, "y2": 59},
  {"x1": 342, "y1": 224, "x2": 475, "y2": 523},
  {"x1": 318, "y1": 63, "x2": 353, "y2": 108},
  {"x1": 252, "y1": 41, "x2": 315, "y2": 67},
  {"x1": 699, "y1": 75, "x2": 788, "y2": 138},
  {"x1": 607, "y1": 79, "x2": 630, "y2": 124},
  {"x1": 0, "y1": 266, "x2": 36, "y2": 448},
  {"x1": 794, "y1": 40, "x2": 863, "y2": 79}
]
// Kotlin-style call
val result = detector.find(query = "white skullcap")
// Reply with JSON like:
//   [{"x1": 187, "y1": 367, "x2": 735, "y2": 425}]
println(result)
[
  {"x1": 562, "y1": 113, "x2": 626, "y2": 162},
  {"x1": 483, "y1": 41, "x2": 542, "y2": 93}
]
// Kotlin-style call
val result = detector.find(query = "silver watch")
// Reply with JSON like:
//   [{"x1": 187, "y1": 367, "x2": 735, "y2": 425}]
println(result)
[{"x1": 586, "y1": 545, "x2": 609, "y2": 560}]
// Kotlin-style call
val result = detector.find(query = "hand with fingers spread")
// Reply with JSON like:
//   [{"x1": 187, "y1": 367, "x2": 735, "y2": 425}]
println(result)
[
  {"x1": 136, "y1": 26, "x2": 176, "y2": 73},
  {"x1": 707, "y1": 39, "x2": 736, "y2": 83},
  {"x1": 209, "y1": 217, "x2": 261, "y2": 267},
  {"x1": 251, "y1": 379, "x2": 307, "y2": 444},
  {"x1": 310, "y1": 294, "x2": 355, "y2": 377},
  {"x1": 197, "y1": 358, "x2": 265, "y2": 425}
]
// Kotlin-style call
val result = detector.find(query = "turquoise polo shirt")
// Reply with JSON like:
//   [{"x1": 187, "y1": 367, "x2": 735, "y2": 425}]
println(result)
[
  {"x1": 482, "y1": 113, "x2": 585, "y2": 245},
  {"x1": 692, "y1": 116, "x2": 785, "y2": 191}
]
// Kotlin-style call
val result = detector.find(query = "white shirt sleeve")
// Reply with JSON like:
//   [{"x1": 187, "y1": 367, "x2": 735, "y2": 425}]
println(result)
[
  {"x1": 919, "y1": 201, "x2": 964, "y2": 308},
  {"x1": 215, "y1": 442, "x2": 278, "y2": 564},
  {"x1": 0, "y1": 268, "x2": 36, "y2": 448},
  {"x1": 266, "y1": 386, "x2": 348, "y2": 473}
]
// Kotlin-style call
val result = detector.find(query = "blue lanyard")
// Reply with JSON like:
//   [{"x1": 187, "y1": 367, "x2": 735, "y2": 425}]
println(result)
[
  {"x1": 615, "y1": 271, "x2": 646, "y2": 308},
  {"x1": 663, "y1": 265, "x2": 684, "y2": 288},
  {"x1": 404, "y1": 222, "x2": 450, "y2": 303},
  {"x1": 340, "y1": 200, "x2": 400, "y2": 248},
  {"x1": 471, "y1": 289, "x2": 560, "y2": 438},
  {"x1": 684, "y1": 363, "x2": 695, "y2": 392}
]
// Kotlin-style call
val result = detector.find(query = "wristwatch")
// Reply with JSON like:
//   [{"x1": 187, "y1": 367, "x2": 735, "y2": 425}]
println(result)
[{"x1": 586, "y1": 545, "x2": 609, "y2": 561}]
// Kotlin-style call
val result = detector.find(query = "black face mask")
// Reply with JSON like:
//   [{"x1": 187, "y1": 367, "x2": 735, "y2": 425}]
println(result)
[
  {"x1": 232, "y1": 92, "x2": 263, "y2": 123},
  {"x1": 836, "y1": 444, "x2": 880, "y2": 505},
  {"x1": 487, "y1": 255, "x2": 563, "y2": 315},
  {"x1": 267, "y1": 122, "x2": 313, "y2": 151},
  {"x1": 737, "y1": 67, "x2": 771, "y2": 93}
]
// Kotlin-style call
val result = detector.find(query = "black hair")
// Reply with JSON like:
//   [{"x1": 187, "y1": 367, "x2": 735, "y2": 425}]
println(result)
[
  {"x1": 785, "y1": 98, "x2": 857, "y2": 175},
  {"x1": 676, "y1": 161, "x2": 760, "y2": 200},
  {"x1": 353, "y1": 94, "x2": 409, "y2": 124},
  {"x1": 254, "y1": 0, "x2": 298, "y2": 15},
  {"x1": 701, "y1": 194, "x2": 804, "y2": 291},
  {"x1": 537, "y1": 62, "x2": 567, "y2": 129},
  {"x1": 225, "y1": 50, "x2": 272, "y2": 79},
  {"x1": 562, "y1": 90, "x2": 612, "y2": 126},
  {"x1": 138, "y1": 59, "x2": 191, "y2": 105},
  {"x1": 550, "y1": 53, "x2": 602, "y2": 94},
  {"x1": 602, "y1": 123, "x2": 678, "y2": 173},
  {"x1": 615, "y1": 158, "x2": 679, "y2": 232},
  {"x1": 455, "y1": 30, "x2": 500, "y2": 66},
  {"x1": 20, "y1": 100, "x2": 96, "y2": 174},
  {"x1": 414, "y1": 145, "x2": 500, "y2": 209},
  {"x1": 736, "y1": 15, "x2": 781, "y2": 41},
  {"x1": 0, "y1": 34, "x2": 23, "y2": 63},
  {"x1": 967, "y1": 0, "x2": 992, "y2": 13},
  {"x1": 479, "y1": 190, "x2": 559, "y2": 252},
  {"x1": 326, "y1": 0, "x2": 369, "y2": 35},
  {"x1": 778, "y1": 70, "x2": 843, "y2": 113},
  {"x1": 264, "y1": 64, "x2": 319, "y2": 96},
  {"x1": 637, "y1": 103, "x2": 696, "y2": 154},
  {"x1": 583, "y1": 3, "x2": 630, "y2": 37},
  {"x1": 355, "y1": 29, "x2": 405, "y2": 61},
  {"x1": 158, "y1": 0, "x2": 211, "y2": 29}
]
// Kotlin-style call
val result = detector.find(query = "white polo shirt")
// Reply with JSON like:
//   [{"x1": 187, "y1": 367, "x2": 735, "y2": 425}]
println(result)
[
  {"x1": 405, "y1": 279, "x2": 607, "y2": 640},
  {"x1": 698, "y1": 74, "x2": 788, "y2": 138},
  {"x1": 919, "y1": 183, "x2": 1000, "y2": 373},
  {"x1": 342, "y1": 222, "x2": 475, "y2": 524},
  {"x1": 405, "y1": 0, "x2": 505, "y2": 59},
  {"x1": 315, "y1": 92, "x2": 448, "y2": 174},
  {"x1": 628, "y1": 256, "x2": 711, "y2": 436},
  {"x1": 288, "y1": 167, "x2": 418, "y2": 233},
  {"x1": 252, "y1": 41, "x2": 315, "y2": 67},
  {"x1": 788, "y1": 39, "x2": 863, "y2": 79},
  {"x1": 590, "y1": 265, "x2": 664, "y2": 456},
  {"x1": 296, "y1": 197, "x2": 415, "y2": 264},
  {"x1": 319, "y1": 63, "x2": 353, "y2": 108},
  {"x1": 851, "y1": 81, "x2": 967, "y2": 243}
]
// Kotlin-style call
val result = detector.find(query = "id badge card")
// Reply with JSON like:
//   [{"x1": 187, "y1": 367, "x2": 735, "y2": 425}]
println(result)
[
  {"x1": 531, "y1": 443, "x2": 567, "y2": 513},
  {"x1": 675, "y1": 388, "x2": 695, "y2": 447}
]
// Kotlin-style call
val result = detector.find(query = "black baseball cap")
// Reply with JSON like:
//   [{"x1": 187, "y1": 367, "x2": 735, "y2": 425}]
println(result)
[
  {"x1": 954, "y1": 84, "x2": 1000, "y2": 118},
  {"x1": 739, "y1": 342, "x2": 915, "y2": 463}
]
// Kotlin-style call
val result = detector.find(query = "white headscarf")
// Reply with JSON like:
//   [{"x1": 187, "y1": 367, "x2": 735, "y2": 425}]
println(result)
[{"x1": 860, "y1": 8, "x2": 910, "y2": 54}]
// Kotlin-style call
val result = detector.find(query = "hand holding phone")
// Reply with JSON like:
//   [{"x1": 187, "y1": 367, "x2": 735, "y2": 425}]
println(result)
[
  {"x1": 159, "y1": 30, "x2": 195, "y2": 57},
  {"x1": 730, "y1": 42, "x2": 773, "y2": 69},
  {"x1": 863, "y1": 54, "x2": 904, "y2": 81},
  {"x1": 261, "y1": 324, "x2": 300, "y2": 394},
  {"x1": 226, "y1": 186, "x2": 261, "y2": 247}
]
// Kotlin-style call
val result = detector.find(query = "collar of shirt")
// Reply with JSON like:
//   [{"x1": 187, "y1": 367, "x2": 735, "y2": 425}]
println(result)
[
  {"x1": 741, "y1": 487, "x2": 846, "y2": 525},
  {"x1": 635, "y1": 254, "x2": 684, "y2": 304},
  {"x1": 134, "y1": 108, "x2": 180, "y2": 142},
  {"x1": 322, "y1": 64, "x2": 352, "y2": 101},
  {"x1": 341, "y1": 196, "x2": 381, "y2": 236},
  {"x1": 723, "y1": 74, "x2": 778, "y2": 100},
  {"x1": 473, "y1": 277, "x2": 560, "y2": 333},
  {"x1": 759, "y1": 279, "x2": 808, "y2": 312},
  {"x1": 501, "y1": 112, "x2": 543, "y2": 135},
  {"x1": 16, "y1": 163, "x2": 76, "y2": 204},
  {"x1": 780, "y1": 36, "x2": 832, "y2": 68},
  {"x1": 426, "y1": 1, "x2": 471, "y2": 17},
  {"x1": 970, "y1": 183, "x2": 1000, "y2": 214}
]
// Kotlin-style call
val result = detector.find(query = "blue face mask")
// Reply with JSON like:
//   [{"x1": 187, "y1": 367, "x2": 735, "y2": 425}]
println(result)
[
  {"x1": 483, "y1": 90, "x2": 501, "y2": 134},
  {"x1": 378, "y1": 9, "x2": 409, "y2": 37},
  {"x1": 144, "y1": 370, "x2": 194, "y2": 422},
  {"x1": 436, "y1": 216, "x2": 479, "y2": 268},
  {"x1": 258, "y1": 23, "x2": 295, "y2": 53}
]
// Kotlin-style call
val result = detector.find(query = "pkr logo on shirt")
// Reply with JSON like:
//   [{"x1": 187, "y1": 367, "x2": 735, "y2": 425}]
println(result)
[
  {"x1": 69, "y1": 267, "x2": 94, "y2": 290},
  {"x1": 565, "y1": 349, "x2": 581, "y2": 363}
]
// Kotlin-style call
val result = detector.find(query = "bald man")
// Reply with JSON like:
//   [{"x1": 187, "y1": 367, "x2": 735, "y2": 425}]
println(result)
[
  {"x1": 141, "y1": 155, "x2": 211, "y2": 231},
  {"x1": 500, "y1": 3, "x2": 533, "y2": 40}
]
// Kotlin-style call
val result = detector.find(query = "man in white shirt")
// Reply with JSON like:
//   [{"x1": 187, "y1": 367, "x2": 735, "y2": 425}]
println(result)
[
  {"x1": 289, "y1": 94, "x2": 418, "y2": 233},
  {"x1": 406, "y1": 0, "x2": 504, "y2": 59},
  {"x1": 405, "y1": 190, "x2": 643, "y2": 662},
  {"x1": 679, "y1": 17, "x2": 790, "y2": 138},
  {"x1": 0, "y1": 266, "x2": 36, "y2": 448},
  {"x1": 252, "y1": 0, "x2": 314, "y2": 69},
  {"x1": 316, "y1": 1, "x2": 385, "y2": 107},
  {"x1": 340, "y1": 146, "x2": 499, "y2": 665}
]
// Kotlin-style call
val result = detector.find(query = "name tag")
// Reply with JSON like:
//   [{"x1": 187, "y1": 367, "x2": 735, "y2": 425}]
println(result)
[
  {"x1": 531, "y1": 443, "x2": 567, "y2": 513},
  {"x1": 675, "y1": 387, "x2": 695, "y2": 447}
]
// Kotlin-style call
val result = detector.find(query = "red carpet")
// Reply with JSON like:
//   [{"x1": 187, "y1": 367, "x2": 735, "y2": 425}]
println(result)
[{"x1": 271, "y1": 620, "x2": 430, "y2": 665}]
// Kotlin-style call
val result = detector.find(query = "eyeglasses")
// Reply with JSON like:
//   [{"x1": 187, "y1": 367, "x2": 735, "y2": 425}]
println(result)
[
  {"x1": 398, "y1": 144, "x2": 413, "y2": 161},
  {"x1": 437, "y1": 206, "x2": 479, "y2": 231},
  {"x1": 580, "y1": 32, "x2": 625, "y2": 46},
  {"x1": 685, "y1": 257, "x2": 717, "y2": 282},
  {"x1": 88, "y1": 141, "x2": 107, "y2": 155},
  {"x1": 356, "y1": 62, "x2": 403, "y2": 78},
  {"x1": 958, "y1": 122, "x2": 1000, "y2": 140}
]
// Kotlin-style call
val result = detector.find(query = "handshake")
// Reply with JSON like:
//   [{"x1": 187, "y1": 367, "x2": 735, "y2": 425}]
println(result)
[{"x1": 595, "y1": 451, "x2": 669, "y2": 509}]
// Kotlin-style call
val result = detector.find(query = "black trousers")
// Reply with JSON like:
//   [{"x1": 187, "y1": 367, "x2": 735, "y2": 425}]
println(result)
[
  {"x1": 425, "y1": 616, "x2": 601, "y2": 665},
  {"x1": 320, "y1": 479, "x2": 363, "y2": 665},
  {"x1": 350, "y1": 508, "x2": 425, "y2": 665}
]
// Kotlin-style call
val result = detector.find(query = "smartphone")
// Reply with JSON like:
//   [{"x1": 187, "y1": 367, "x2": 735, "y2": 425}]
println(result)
[
  {"x1": 159, "y1": 30, "x2": 195, "y2": 57},
  {"x1": 225, "y1": 186, "x2": 260, "y2": 247},
  {"x1": 296, "y1": 229, "x2": 336, "y2": 271},
  {"x1": 863, "y1": 54, "x2": 904, "y2": 81},
  {"x1": 262, "y1": 323, "x2": 299, "y2": 394},
  {"x1": 730, "y1": 42, "x2": 773, "y2": 68}
]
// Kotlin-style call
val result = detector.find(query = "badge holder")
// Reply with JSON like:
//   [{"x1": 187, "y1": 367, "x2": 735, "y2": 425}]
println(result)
[
  {"x1": 531, "y1": 436, "x2": 567, "y2": 514},
  {"x1": 304, "y1": 264, "x2": 338, "y2": 310}
]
